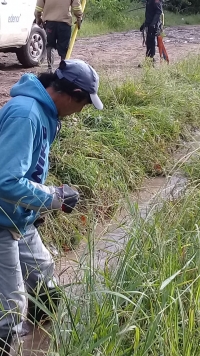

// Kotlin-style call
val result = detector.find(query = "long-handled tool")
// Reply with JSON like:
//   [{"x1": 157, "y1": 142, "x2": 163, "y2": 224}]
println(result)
[
  {"x1": 66, "y1": 0, "x2": 87, "y2": 59},
  {"x1": 157, "y1": 35, "x2": 169, "y2": 63},
  {"x1": 157, "y1": 12, "x2": 169, "y2": 63}
]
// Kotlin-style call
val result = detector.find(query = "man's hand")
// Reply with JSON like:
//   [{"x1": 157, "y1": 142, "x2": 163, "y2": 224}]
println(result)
[
  {"x1": 55, "y1": 185, "x2": 79, "y2": 213},
  {"x1": 140, "y1": 23, "x2": 145, "y2": 32},
  {"x1": 149, "y1": 24, "x2": 156, "y2": 34},
  {"x1": 36, "y1": 17, "x2": 43, "y2": 27},
  {"x1": 75, "y1": 17, "x2": 82, "y2": 30},
  {"x1": 34, "y1": 216, "x2": 46, "y2": 228}
]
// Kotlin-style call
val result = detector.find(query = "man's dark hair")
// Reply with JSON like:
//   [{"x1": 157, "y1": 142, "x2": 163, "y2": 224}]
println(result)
[{"x1": 38, "y1": 71, "x2": 92, "y2": 104}]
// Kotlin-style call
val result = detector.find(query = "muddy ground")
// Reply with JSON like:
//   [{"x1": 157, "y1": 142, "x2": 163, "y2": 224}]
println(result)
[{"x1": 0, "y1": 25, "x2": 199, "y2": 107}]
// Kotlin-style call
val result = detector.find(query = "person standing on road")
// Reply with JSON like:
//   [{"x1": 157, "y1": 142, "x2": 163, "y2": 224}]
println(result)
[
  {"x1": 140, "y1": 0, "x2": 163, "y2": 62},
  {"x1": 0, "y1": 59, "x2": 103, "y2": 356},
  {"x1": 34, "y1": 0, "x2": 83, "y2": 72}
]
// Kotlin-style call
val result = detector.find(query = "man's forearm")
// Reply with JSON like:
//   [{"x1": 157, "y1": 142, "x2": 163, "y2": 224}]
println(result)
[
  {"x1": 72, "y1": 0, "x2": 83, "y2": 19},
  {"x1": 35, "y1": 9, "x2": 42, "y2": 19}
]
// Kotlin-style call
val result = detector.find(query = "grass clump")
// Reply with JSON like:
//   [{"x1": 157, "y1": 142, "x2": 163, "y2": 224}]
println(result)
[
  {"x1": 41, "y1": 170, "x2": 200, "y2": 355},
  {"x1": 42, "y1": 56, "x2": 200, "y2": 249},
  {"x1": 78, "y1": 0, "x2": 200, "y2": 38},
  {"x1": 79, "y1": 12, "x2": 200, "y2": 38}
]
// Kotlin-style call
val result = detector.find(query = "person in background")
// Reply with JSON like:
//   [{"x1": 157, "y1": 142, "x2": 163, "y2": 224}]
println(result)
[
  {"x1": 140, "y1": 0, "x2": 163, "y2": 62},
  {"x1": 0, "y1": 59, "x2": 103, "y2": 356},
  {"x1": 35, "y1": 0, "x2": 83, "y2": 72}
]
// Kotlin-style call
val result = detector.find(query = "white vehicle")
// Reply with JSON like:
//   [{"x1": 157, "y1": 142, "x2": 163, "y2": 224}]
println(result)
[{"x1": 0, "y1": 0, "x2": 46, "y2": 67}]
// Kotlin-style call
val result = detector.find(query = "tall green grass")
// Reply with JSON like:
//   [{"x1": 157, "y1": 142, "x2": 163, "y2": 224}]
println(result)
[
  {"x1": 32, "y1": 167, "x2": 200, "y2": 355},
  {"x1": 16, "y1": 57, "x2": 200, "y2": 356},
  {"x1": 43, "y1": 57, "x2": 200, "y2": 249},
  {"x1": 78, "y1": 10, "x2": 200, "y2": 37}
]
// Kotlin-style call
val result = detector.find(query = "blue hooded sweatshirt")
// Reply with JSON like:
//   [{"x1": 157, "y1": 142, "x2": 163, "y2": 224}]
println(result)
[{"x1": 0, "y1": 73, "x2": 59, "y2": 234}]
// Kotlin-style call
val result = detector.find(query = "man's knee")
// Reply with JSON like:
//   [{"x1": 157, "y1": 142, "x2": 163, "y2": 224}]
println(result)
[
  {"x1": 146, "y1": 34, "x2": 156, "y2": 57},
  {"x1": 19, "y1": 227, "x2": 55, "y2": 292},
  {"x1": 0, "y1": 229, "x2": 26, "y2": 337}
]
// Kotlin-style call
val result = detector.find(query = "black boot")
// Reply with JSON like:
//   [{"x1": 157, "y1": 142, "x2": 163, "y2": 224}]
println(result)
[
  {"x1": 0, "y1": 335, "x2": 12, "y2": 356},
  {"x1": 27, "y1": 288, "x2": 61, "y2": 324}
]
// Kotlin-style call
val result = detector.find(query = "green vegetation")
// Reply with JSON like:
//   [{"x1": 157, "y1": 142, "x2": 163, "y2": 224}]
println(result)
[
  {"x1": 35, "y1": 155, "x2": 200, "y2": 355},
  {"x1": 23, "y1": 22, "x2": 200, "y2": 352},
  {"x1": 42, "y1": 56, "x2": 200, "y2": 250},
  {"x1": 80, "y1": 11, "x2": 200, "y2": 38},
  {"x1": 24, "y1": 2, "x2": 200, "y2": 352},
  {"x1": 165, "y1": 0, "x2": 200, "y2": 13},
  {"x1": 76, "y1": 0, "x2": 200, "y2": 37}
]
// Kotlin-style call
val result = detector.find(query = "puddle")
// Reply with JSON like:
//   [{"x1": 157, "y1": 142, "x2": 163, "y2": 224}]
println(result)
[{"x1": 11, "y1": 133, "x2": 200, "y2": 355}]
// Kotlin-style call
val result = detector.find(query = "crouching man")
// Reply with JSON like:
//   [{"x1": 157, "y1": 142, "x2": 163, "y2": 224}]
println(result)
[{"x1": 0, "y1": 59, "x2": 103, "y2": 355}]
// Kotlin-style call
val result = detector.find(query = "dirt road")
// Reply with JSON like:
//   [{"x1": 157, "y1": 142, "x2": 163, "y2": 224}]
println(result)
[{"x1": 0, "y1": 25, "x2": 199, "y2": 107}]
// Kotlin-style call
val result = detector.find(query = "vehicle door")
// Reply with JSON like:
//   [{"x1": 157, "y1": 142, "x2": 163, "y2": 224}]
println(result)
[{"x1": 0, "y1": 0, "x2": 32, "y2": 47}]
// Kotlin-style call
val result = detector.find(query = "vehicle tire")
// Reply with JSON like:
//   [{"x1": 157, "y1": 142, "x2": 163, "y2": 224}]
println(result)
[{"x1": 16, "y1": 24, "x2": 46, "y2": 68}]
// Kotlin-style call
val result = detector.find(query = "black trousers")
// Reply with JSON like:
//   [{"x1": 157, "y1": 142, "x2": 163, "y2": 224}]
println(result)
[
  {"x1": 146, "y1": 27, "x2": 157, "y2": 58},
  {"x1": 45, "y1": 21, "x2": 71, "y2": 59}
]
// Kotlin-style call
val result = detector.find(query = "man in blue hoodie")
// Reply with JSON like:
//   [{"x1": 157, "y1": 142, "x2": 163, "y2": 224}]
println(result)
[{"x1": 0, "y1": 59, "x2": 103, "y2": 355}]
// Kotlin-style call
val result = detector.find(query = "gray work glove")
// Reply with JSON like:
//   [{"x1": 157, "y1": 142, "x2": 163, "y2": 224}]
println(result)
[
  {"x1": 28, "y1": 181, "x2": 79, "y2": 213},
  {"x1": 55, "y1": 185, "x2": 79, "y2": 213}
]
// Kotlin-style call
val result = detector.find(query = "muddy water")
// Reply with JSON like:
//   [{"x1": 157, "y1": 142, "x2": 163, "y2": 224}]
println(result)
[
  {"x1": 13, "y1": 174, "x2": 187, "y2": 356},
  {"x1": 57, "y1": 133, "x2": 200, "y2": 281},
  {"x1": 10, "y1": 176, "x2": 186, "y2": 356},
  {"x1": 11, "y1": 135, "x2": 200, "y2": 355},
  {"x1": 56, "y1": 174, "x2": 187, "y2": 281}
]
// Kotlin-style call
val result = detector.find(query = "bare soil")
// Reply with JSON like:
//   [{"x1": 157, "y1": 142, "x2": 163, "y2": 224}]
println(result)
[{"x1": 0, "y1": 25, "x2": 199, "y2": 107}]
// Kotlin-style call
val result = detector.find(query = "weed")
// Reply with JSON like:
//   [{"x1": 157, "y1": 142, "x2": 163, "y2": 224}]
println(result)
[
  {"x1": 34, "y1": 172, "x2": 200, "y2": 355},
  {"x1": 78, "y1": 3, "x2": 200, "y2": 38},
  {"x1": 41, "y1": 56, "x2": 200, "y2": 248}
]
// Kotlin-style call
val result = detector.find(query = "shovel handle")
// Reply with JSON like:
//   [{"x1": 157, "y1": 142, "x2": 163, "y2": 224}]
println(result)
[{"x1": 66, "y1": 0, "x2": 87, "y2": 59}]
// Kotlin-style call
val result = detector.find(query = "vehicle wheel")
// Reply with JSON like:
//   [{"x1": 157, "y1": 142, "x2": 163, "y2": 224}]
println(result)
[{"x1": 16, "y1": 24, "x2": 46, "y2": 68}]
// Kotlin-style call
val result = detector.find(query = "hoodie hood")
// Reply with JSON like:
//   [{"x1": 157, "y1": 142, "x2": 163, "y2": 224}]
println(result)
[
  {"x1": 10, "y1": 73, "x2": 58, "y2": 118},
  {"x1": 0, "y1": 73, "x2": 59, "y2": 233}
]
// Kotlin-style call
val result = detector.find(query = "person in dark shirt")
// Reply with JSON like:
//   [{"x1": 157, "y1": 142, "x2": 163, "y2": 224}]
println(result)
[{"x1": 140, "y1": 0, "x2": 163, "y2": 60}]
